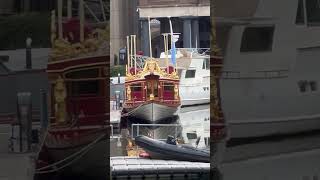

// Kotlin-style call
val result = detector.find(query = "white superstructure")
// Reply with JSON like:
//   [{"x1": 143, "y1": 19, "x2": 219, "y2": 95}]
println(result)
[
  {"x1": 216, "y1": 0, "x2": 320, "y2": 138},
  {"x1": 160, "y1": 48, "x2": 210, "y2": 106},
  {"x1": 178, "y1": 105, "x2": 210, "y2": 148}
]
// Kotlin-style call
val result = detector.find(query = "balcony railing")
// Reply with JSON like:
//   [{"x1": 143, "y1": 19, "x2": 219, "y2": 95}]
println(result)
[{"x1": 138, "y1": 0, "x2": 209, "y2": 7}]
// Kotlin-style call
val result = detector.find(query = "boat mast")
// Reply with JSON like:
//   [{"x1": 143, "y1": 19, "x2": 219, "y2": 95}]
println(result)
[
  {"x1": 127, "y1": 36, "x2": 130, "y2": 71},
  {"x1": 57, "y1": 0, "x2": 63, "y2": 39},
  {"x1": 148, "y1": 16, "x2": 152, "y2": 58},
  {"x1": 51, "y1": 10, "x2": 56, "y2": 44},
  {"x1": 130, "y1": 35, "x2": 133, "y2": 70},
  {"x1": 79, "y1": 0, "x2": 85, "y2": 42},
  {"x1": 133, "y1": 35, "x2": 137, "y2": 74},
  {"x1": 67, "y1": 0, "x2": 72, "y2": 19}
]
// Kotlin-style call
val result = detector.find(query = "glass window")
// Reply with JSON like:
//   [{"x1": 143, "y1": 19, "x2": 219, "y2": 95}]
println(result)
[
  {"x1": 185, "y1": 70, "x2": 196, "y2": 78},
  {"x1": 296, "y1": 0, "x2": 305, "y2": 24},
  {"x1": 306, "y1": 0, "x2": 320, "y2": 26},
  {"x1": 202, "y1": 58, "x2": 210, "y2": 70},
  {"x1": 186, "y1": 133, "x2": 197, "y2": 139},
  {"x1": 66, "y1": 68, "x2": 99, "y2": 79},
  {"x1": 71, "y1": 80, "x2": 99, "y2": 96},
  {"x1": 298, "y1": 80, "x2": 308, "y2": 92},
  {"x1": 240, "y1": 26, "x2": 274, "y2": 52},
  {"x1": 310, "y1": 81, "x2": 317, "y2": 91},
  {"x1": 131, "y1": 83, "x2": 142, "y2": 92},
  {"x1": 164, "y1": 83, "x2": 174, "y2": 91}
]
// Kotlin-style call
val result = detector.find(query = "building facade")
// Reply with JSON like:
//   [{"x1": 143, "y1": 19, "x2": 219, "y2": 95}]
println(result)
[
  {"x1": 138, "y1": 0, "x2": 210, "y2": 57},
  {"x1": 110, "y1": 0, "x2": 210, "y2": 65},
  {"x1": 110, "y1": 0, "x2": 138, "y2": 66}
]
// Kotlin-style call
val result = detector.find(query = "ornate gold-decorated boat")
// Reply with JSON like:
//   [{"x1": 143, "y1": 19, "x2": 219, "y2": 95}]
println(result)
[
  {"x1": 36, "y1": 1, "x2": 109, "y2": 178},
  {"x1": 123, "y1": 19, "x2": 181, "y2": 122},
  {"x1": 123, "y1": 58, "x2": 180, "y2": 122}
]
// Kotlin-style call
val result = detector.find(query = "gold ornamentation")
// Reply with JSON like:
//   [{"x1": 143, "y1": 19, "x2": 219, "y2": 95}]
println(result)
[
  {"x1": 127, "y1": 86, "x2": 131, "y2": 101},
  {"x1": 174, "y1": 84, "x2": 179, "y2": 100},
  {"x1": 54, "y1": 76, "x2": 67, "y2": 124},
  {"x1": 125, "y1": 58, "x2": 179, "y2": 81},
  {"x1": 149, "y1": 94, "x2": 154, "y2": 100},
  {"x1": 50, "y1": 26, "x2": 109, "y2": 61}
]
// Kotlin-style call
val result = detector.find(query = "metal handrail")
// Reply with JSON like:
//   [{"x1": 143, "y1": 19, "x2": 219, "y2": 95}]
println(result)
[
  {"x1": 110, "y1": 124, "x2": 114, "y2": 138},
  {"x1": 221, "y1": 69, "x2": 290, "y2": 79}
]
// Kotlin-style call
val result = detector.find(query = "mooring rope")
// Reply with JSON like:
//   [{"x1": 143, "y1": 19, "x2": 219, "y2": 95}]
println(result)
[{"x1": 35, "y1": 133, "x2": 105, "y2": 174}]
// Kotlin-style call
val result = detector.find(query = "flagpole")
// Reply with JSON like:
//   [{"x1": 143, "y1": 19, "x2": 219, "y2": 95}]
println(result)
[
  {"x1": 168, "y1": 17, "x2": 176, "y2": 72},
  {"x1": 130, "y1": 35, "x2": 133, "y2": 69},
  {"x1": 134, "y1": 35, "x2": 137, "y2": 75},
  {"x1": 127, "y1": 36, "x2": 130, "y2": 68},
  {"x1": 148, "y1": 16, "x2": 152, "y2": 58},
  {"x1": 165, "y1": 34, "x2": 169, "y2": 73}
]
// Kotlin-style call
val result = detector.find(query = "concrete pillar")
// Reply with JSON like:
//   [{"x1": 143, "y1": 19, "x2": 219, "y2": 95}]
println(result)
[
  {"x1": 192, "y1": 18, "x2": 200, "y2": 48},
  {"x1": 183, "y1": 18, "x2": 192, "y2": 48},
  {"x1": 159, "y1": 18, "x2": 167, "y2": 55},
  {"x1": 140, "y1": 19, "x2": 150, "y2": 56}
]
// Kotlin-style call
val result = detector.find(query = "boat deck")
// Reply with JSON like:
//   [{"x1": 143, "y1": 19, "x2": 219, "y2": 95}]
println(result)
[{"x1": 111, "y1": 156, "x2": 210, "y2": 177}]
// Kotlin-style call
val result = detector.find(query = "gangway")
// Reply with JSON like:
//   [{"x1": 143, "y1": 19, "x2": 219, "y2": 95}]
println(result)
[{"x1": 110, "y1": 156, "x2": 210, "y2": 179}]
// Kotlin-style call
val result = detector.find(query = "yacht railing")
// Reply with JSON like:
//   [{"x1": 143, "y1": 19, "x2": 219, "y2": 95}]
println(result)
[
  {"x1": 221, "y1": 69, "x2": 289, "y2": 79},
  {"x1": 134, "y1": 48, "x2": 210, "y2": 68},
  {"x1": 131, "y1": 123, "x2": 180, "y2": 140},
  {"x1": 176, "y1": 48, "x2": 210, "y2": 57}
]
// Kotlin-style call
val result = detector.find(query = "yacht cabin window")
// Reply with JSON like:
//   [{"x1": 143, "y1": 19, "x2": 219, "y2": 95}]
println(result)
[
  {"x1": 296, "y1": 0, "x2": 305, "y2": 24},
  {"x1": 310, "y1": 81, "x2": 317, "y2": 91},
  {"x1": 306, "y1": 0, "x2": 320, "y2": 26},
  {"x1": 298, "y1": 80, "x2": 308, "y2": 92},
  {"x1": 240, "y1": 26, "x2": 274, "y2": 52},
  {"x1": 185, "y1": 70, "x2": 196, "y2": 78}
]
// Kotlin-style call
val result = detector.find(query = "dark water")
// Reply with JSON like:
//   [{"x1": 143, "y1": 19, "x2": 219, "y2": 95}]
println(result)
[{"x1": 122, "y1": 105, "x2": 211, "y2": 149}]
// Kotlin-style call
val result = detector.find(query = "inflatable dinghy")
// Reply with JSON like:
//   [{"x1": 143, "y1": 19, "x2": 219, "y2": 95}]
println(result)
[{"x1": 135, "y1": 135, "x2": 209, "y2": 162}]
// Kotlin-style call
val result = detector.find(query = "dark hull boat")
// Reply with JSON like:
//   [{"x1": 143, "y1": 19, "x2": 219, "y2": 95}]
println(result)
[{"x1": 135, "y1": 135, "x2": 210, "y2": 163}]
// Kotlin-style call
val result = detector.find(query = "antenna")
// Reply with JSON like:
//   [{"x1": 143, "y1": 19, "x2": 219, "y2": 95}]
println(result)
[{"x1": 148, "y1": 16, "x2": 152, "y2": 58}]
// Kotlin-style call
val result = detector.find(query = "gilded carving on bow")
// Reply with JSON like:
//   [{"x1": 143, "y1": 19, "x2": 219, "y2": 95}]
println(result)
[
  {"x1": 174, "y1": 84, "x2": 179, "y2": 100},
  {"x1": 50, "y1": 26, "x2": 109, "y2": 61},
  {"x1": 126, "y1": 86, "x2": 131, "y2": 101},
  {"x1": 54, "y1": 76, "x2": 67, "y2": 124},
  {"x1": 125, "y1": 58, "x2": 179, "y2": 81}
]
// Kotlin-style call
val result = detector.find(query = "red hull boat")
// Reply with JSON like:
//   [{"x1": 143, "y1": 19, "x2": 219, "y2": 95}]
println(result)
[{"x1": 35, "y1": 1, "x2": 109, "y2": 178}]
